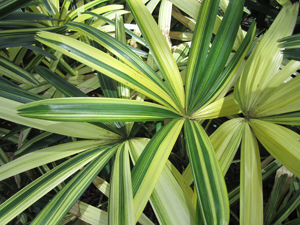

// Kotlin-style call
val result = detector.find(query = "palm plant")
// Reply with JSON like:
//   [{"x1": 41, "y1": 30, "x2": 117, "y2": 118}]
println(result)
[
  {"x1": 1, "y1": 0, "x2": 300, "y2": 224},
  {"x1": 202, "y1": 1, "x2": 300, "y2": 224},
  {"x1": 0, "y1": 0, "x2": 256, "y2": 224}
]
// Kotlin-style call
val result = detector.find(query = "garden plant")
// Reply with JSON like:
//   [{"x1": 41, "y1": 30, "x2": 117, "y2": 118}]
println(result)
[{"x1": 0, "y1": 0, "x2": 300, "y2": 224}]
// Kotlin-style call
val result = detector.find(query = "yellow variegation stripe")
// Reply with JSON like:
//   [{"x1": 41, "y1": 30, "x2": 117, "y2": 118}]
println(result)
[
  {"x1": 240, "y1": 122, "x2": 263, "y2": 225},
  {"x1": 235, "y1": 3, "x2": 299, "y2": 115},
  {"x1": 250, "y1": 119, "x2": 300, "y2": 178},
  {"x1": 131, "y1": 119, "x2": 184, "y2": 221},
  {"x1": 126, "y1": 0, "x2": 185, "y2": 112},
  {"x1": 0, "y1": 97, "x2": 120, "y2": 140},
  {"x1": 192, "y1": 94, "x2": 241, "y2": 120},
  {"x1": 210, "y1": 118, "x2": 244, "y2": 175}
]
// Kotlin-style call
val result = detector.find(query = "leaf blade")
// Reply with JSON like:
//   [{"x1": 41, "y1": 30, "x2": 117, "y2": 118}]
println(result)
[
  {"x1": 184, "y1": 120, "x2": 229, "y2": 224},
  {"x1": 18, "y1": 97, "x2": 181, "y2": 122},
  {"x1": 126, "y1": 0, "x2": 185, "y2": 112},
  {"x1": 131, "y1": 119, "x2": 184, "y2": 221}
]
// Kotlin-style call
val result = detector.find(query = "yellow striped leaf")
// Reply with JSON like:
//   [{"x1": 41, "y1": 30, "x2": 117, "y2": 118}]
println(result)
[
  {"x1": 128, "y1": 138, "x2": 195, "y2": 225},
  {"x1": 0, "y1": 97, "x2": 120, "y2": 140},
  {"x1": 35, "y1": 31, "x2": 180, "y2": 112},
  {"x1": 17, "y1": 97, "x2": 181, "y2": 122},
  {"x1": 126, "y1": 0, "x2": 185, "y2": 112},
  {"x1": 131, "y1": 119, "x2": 184, "y2": 221},
  {"x1": 184, "y1": 120, "x2": 229, "y2": 224}
]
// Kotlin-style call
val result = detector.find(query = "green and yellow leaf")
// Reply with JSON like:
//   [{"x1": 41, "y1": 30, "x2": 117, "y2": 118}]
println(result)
[
  {"x1": 17, "y1": 97, "x2": 181, "y2": 122},
  {"x1": 131, "y1": 119, "x2": 184, "y2": 221},
  {"x1": 184, "y1": 120, "x2": 229, "y2": 224},
  {"x1": 0, "y1": 97, "x2": 120, "y2": 139}
]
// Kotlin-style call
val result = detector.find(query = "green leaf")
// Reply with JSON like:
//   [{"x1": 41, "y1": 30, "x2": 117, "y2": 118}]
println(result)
[
  {"x1": 108, "y1": 144, "x2": 135, "y2": 225},
  {"x1": 0, "y1": 140, "x2": 110, "y2": 181},
  {"x1": 98, "y1": 72, "x2": 118, "y2": 98},
  {"x1": 0, "y1": 26, "x2": 66, "y2": 48},
  {"x1": 34, "y1": 66, "x2": 87, "y2": 97},
  {"x1": 18, "y1": 97, "x2": 181, "y2": 122},
  {"x1": 31, "y1": 145, "x2": 118, "y2": 224},
  {"x1": 184, "y1": 0, "x2": 219, "y2": 111},
  {"x1": 24, "y1": 45, "x2": 57, "y2": 60},
  {"x1": 39, "y1": 0, "x2": 57, "y2": 15},
  {"x1": 2, "y1": 12, "x2": 61, "y2": 21},
  {"x1": 0, "y1": 145, "x2": 111, "y2": 225},
  {"x1": 126, "y1": 0, "x2": 185, "y2": 112},
  {"x1": 93, "y1": 176, "x2": 154, "y2": 225},
  {"x1": 67, "y1": 22, "x2": 169, "y2": 96},
  {"x1": 195, "y1": 21, "x2": 256, "y2": 109},
  {"x1": 0, "y1": 0, "x2": 33, "y2": 19},
  {"x1": 131, "y1": 119, "x2": 184, "y2": 221},
  {"x1": 14, "y1": 131, "x2": 64, "y2": 156},
  {"x1": 82, "y1": 12, "x2": 147, "y2": 47},
  {"x1": 0, "y1": 147, "x2": 9, "y2": 165},
  {"x1": 185, "y1": 0, "x2": 244, "y2": 113},
  {"x1": 252, "y1": 75, "x2": 300, "y2": 118},
  {"x1": 264, "y1": 169, "x2": 292, "y2": 225},
  {"x1": 1, "y1": 97, "x2": 121, "y2": 139},
  {"x1": 272, "y1": 188, "x2": 300, "y2": 225},
  {"x1": 128, "y1": 138, "x2": 195, "y2": 225},
  {"x1": 0, "y1": 82, "x2": 45, "y2": 103},
  {"x1": 35, "y1": 31, "x2": 180, "y2": 112},
  {"x1": 115, "y1": 13, "x2": 126, "y2": 45},
  {"x1": 184, "y1": 120, "x2": 229, "y2": 224},
  {"x1": 65, "y1": 0, "x2": 108, "y2": 21},
  {"x1": 0, "y1": 56, "x2": 39, "y2": 85}
]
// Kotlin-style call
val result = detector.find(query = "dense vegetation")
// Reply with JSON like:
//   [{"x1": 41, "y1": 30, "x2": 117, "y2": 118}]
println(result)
[{"x1": 0, "y1": 0, "x2": 300, "y2": 224}]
